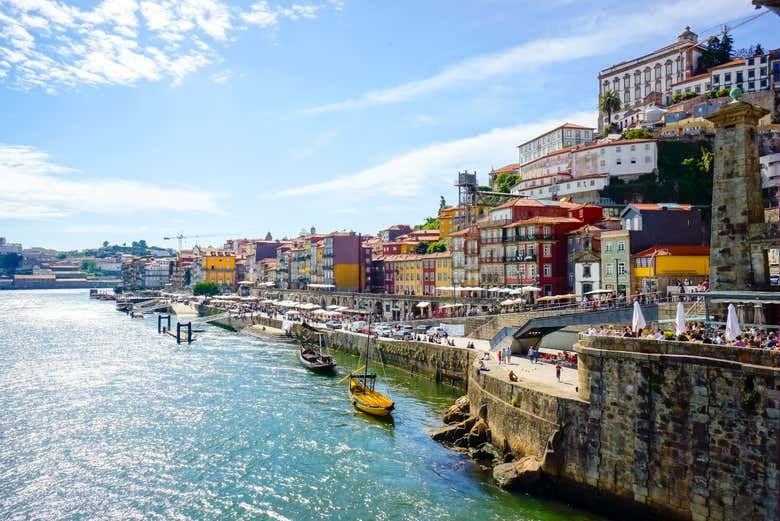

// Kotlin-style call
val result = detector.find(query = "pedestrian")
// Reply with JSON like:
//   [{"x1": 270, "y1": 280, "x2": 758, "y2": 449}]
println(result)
[
  {"x1": 528, "y1": 346, "x2": 535, "y2": 364},
  {"x1": 497, "y1": 350, "x2": 502, "y2": 365},
  {"x1": 555, "y1": 361, "x2": 562, "y2": 381},
  {"x1": 505, "y1": 347, "x2": 511, "y2": 365}
]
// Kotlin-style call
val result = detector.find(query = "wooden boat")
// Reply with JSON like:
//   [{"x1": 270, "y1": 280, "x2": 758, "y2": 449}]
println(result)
[
  {"x1": 297, "y1": 326, "x2": 336, "y2": 374},
  {"x1": 349, "y1": 373, "x2": 394, "y2": 416},
  {"x1": 344, "y1": 321, "x2": 394, "y2": 417}
]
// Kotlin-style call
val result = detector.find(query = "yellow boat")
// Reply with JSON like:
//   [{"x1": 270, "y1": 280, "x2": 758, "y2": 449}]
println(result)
[{"x1": 349, "y1": 374, "x2": 394, "y2": 417}]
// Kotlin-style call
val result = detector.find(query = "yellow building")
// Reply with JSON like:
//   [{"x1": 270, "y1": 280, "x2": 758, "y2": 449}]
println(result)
[
  {"x1": 432, "y1": 252, "x2": 452, "y2": 292},
  {"x1": 202, "y1": 249, "x2": 236, "y2": 289},
  {"x1": 632, "y1": 245, "x2": 710, "y2": 295},
  {"x1": 439, "y1": 206, "x2": 457, "y2": 239}
]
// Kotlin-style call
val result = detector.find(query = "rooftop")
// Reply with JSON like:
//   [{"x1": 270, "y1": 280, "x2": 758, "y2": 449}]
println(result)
[
  {"x1": 516, "y1": 123, "x2": 595, "y2": 148},
  {"x1": 632, "y1": 244, "x2": 710, "y2": 257}
]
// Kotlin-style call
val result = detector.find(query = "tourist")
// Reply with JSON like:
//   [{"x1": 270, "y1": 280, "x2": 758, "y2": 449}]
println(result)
[
  {"x1": 497, "y1": 350, "x2": 502, "y2": 365},
  {"x1": 527, "y1": 346, "x2": 535, "y2": 364},
  {"x1": 508, "y1": 370, "x2": 518, "y2": 382},
  {"x1": 504, "y1": 347, "x2": 511, "y2": 365},
  {"x1": 555, "y1": 361, "x2": 562, "y2": 381}
]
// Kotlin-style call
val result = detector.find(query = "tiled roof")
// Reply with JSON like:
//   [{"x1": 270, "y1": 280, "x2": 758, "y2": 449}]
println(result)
[
  {"x1": 709, "y1": 58, "x2": 746, "y2": 71},
  {"x1": 492, "y1": 163, "x2": 520, "y2": 173},
  {"x1": 633, "y1": 245, "x2": 710, "y2": 257},
  {"x1": 566, "y1": 224, "x2": 606, "y2": 235},
  {"x1": 629, "y1": 203, "x2": 693, "y2": 212}
]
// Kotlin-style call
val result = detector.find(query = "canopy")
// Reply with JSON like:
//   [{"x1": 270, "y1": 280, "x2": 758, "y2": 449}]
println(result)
[
  {"x1": 632, "y1": 301, "x2": 646, "y2": 333},
  {"x1": 416, "y1": 301, "x2": 431, "y2": 308},
  {"x1": 725, "y1": 303, "x2": 741, "y2": 341},
  {"x1": 674, "y1": 301, "x2": 686, "y2": 336},
  {"x1": 500, "y1": 299, "x2": 517, "y2": 306},
  {"x1": 521, "y1": 286, "x2": 541, "y2": 293},
  {"x1": 298, "y1": 302, "x2": 321, "y2": 310},
  {"x1": 326, "y1": 304, "x2": 341, "y2": 310},
  {"x1": 488, "y1": 287, "x2": 502, "y2": 293},
  {"x1": 585, "y1": 289, "x2": 613, "y2": 295},
  {"x1": 438, "y1": 286, "x2": 454, "y2": 291}
]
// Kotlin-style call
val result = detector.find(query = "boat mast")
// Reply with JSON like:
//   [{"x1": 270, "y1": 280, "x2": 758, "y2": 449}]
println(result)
[{"x1": 364, "y1": 315, "x2": 371, "y2": 381}]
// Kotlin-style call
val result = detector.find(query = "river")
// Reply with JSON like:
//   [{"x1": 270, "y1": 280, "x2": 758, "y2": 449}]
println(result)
[{"x1": 0, "y1": 290, "x2": 604, "y2": 520}]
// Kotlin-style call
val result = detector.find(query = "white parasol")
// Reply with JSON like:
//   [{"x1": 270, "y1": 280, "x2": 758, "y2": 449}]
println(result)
[
  {"x1": 631, "y1": 301, "x2": 646, "y2": 334},
  {"x1": 725, "y1": 303, "x2": 741, "y2": 342},
  {"x1": 674, "y1": 301, "x2": 686, "y2": 336}
]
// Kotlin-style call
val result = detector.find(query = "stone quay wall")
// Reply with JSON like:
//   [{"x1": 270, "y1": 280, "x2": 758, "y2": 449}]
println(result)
[
  {"x1": 467, "y1": 336, "x2": 779, "y2": 521},
  {"x1": 201, "y1": 307, "x2": 475, "y2": 389}
]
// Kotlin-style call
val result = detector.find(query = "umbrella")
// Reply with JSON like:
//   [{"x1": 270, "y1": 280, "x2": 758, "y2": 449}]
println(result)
[
  {"x1": 725, "y1": 303, "x2": 741, "y2": 342},
  {"x1": 631, "y1": 301, "x2": 646, "y2": 334},
  {"x1": 674, "y1": 301, "x2": 686, "y2": 336},
  {"x1": 521, "y1": 286, "x2": 541, "y2": 293}
]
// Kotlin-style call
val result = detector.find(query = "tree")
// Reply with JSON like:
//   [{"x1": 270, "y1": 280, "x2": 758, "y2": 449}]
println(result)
[
  {"x1": 426, "y1": 240, "x2": 447, "y2": 253},
  {"x1": 494, "y1": 172, "x2": 520, "y2": 193},
  {"x1": 697, "y1": 31, "x2": 733, "y2": 73},
  {"x1": 193, "y1": 281, "x2": 220, "y2": 296},
  {"x1": 755, "y1": 43, "x2": 764, "y2": 56},
  {"x1": 415, "y1": 242, "x2": 429, "y2": 254},
  {"x1": 102, "y1": 241, "x2": 109, "y2": 248},
  {"x1": 414, "y1": 216, "x2": 440, "y2": 231},
  {"x1": 599, "y1": 90, "x2": 621, "y2": 126}
]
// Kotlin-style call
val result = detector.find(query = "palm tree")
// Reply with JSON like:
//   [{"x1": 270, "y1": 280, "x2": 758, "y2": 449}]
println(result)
[{"x1": 599, "y1": 90, "x2": 622, "y2": 126}]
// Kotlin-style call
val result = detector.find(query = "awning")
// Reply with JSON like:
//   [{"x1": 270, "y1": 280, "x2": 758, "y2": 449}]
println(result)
[
  {"x1": 500, "y1": 299, "x2": 516, "y2": 306},
  {"x1": 521, "y1": 286, "x2": 542, "y2": 293},
  {"x1": 416, "y1": 301, "x2": 431, "y2": 308},
  {"x1": 585, "y1": 289, "x2": 613, "y2": 295}
]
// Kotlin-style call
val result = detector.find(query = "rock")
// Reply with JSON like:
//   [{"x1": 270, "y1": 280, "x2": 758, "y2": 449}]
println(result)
[
  {"x1": 466, "y1": 419, "x2": 490, "y2": 447},
  {"x1": 493, "y1": 457, "x2": 543, "y2": 491},
  {"x1": 431, "y1": 416, "x2": 478, "y2": 444},
  {"x1": 430, "y1": 424, "x2": 465, "y2": 443},
  {"x1": 471, "y1": 442, "x2": 502, "y2": 463},
  {"x1": 443, "y1": 395, "x2": 470, "y2": 424}
]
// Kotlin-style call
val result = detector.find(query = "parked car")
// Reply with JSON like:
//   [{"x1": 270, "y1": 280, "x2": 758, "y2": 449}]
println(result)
[
  {"x1": 375, "y1": 325, "x2": 393, "y2": 337},
  {"x1": 392, "y1": 329, "x2": 412, "y2": 340},
  {"x1": 400, "y1": 324, "x2": 414, "y2": 331},
  {"x1": 349, "y1": 321, "x2": 367, "y2": 332},
  {"x1": 414, "y1": 325, "x2": 430, "y2": 333},
  {"x1": 325, "y1": 320, "x2": 342, "y2": 329}
]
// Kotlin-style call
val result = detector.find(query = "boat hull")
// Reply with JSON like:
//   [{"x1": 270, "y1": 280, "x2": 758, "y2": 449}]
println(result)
[
  {"x1": 298, "y1": 347, "x2": 336, "y2": 374},
  {"x1": 349, "y1": 378, "x2": 394, "y2": 417}
]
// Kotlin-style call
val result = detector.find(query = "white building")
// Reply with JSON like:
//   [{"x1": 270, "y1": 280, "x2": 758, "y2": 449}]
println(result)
[
  {"x1": 761, "y1": 152, "x2": 780, "y2": 189},
  {"x1": 142, "y1": 259, "x2": 171, "y2": 289},
  {"x1": 516, "y1": 123, "x2": 594, "y2": 165},
  {"x1": 598, "y1": 27, "x2": 702, "y2": 130},
  {"x1": 710, "y1": 55, "x2": 773, "y2": 95},
  {"x1": 572, "y1": 252, "x2": 601, "y2": 296},
  {"x1": 671, "y1": 72, "x2": 711, "y2": 97},
  {"x1": 0, "y1": 237, "x2": 22, "y2": 255},
  {"x1": 511, "y1": 139, "x2": 658, "y2": 202}
]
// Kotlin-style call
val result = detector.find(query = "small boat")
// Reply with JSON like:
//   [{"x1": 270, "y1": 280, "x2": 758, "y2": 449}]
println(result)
[
  {"x1": 343, "y1": 320, "x2": 394, "y2": 417},
  {"x1": 349, "y1": 373, "x2": 394, "y2": 417},
  {"x1": 297, "y1": 326, "x2": 336, "y2": 374}
]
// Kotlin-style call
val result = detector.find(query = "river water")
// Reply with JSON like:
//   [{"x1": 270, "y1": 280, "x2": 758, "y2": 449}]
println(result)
[{"x1": 0, "y1": 290, "x2": 603, "y2": 521}]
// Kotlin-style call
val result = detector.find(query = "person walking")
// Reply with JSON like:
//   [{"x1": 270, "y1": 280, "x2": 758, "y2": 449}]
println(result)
[
  {"x1": 497, "y1": 350, "x2": 502, "y2": 365},
  {"x1": 528, "y1": 346, "x2": 535, "y2": 364},
  {"x1": 555, "y1": 361, "x2": 562, "y2": 381},
  {"x1": 504, "y1": 347, "x2": 511, "y2": 365}
]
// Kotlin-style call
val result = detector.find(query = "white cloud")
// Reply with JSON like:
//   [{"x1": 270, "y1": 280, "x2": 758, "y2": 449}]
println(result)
[
  {"x1": 0, "y1": 0, "x2": 340, "y2": 90},
  {"x1": 208, "y1": 67, "x2": 231, "y2": 83},
  {"x1": 0, "y1": 144, "x2": 223, "y2": 219},
  {"x1": 279, "y1": 111, "x2": 596, "y2": 198},
  {"x1": 302, "y1": 0, "x2": 753, "y2": 113}
]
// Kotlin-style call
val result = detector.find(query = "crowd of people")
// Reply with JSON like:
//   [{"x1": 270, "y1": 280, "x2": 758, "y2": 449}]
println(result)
[{"x1": 585, "y1": 322, "x2": 778, "y2": 350}]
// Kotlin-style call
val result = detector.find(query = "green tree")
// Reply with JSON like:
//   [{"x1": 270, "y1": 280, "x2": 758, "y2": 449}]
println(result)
[
  {"x1": 494, "y1": 172, "x2": 520, "y2": 193},
  {"x1": 426, "y1": 240, "x2": 447, "y2": 253},
  {"x1": 102, "y1": 241, "x2": 109, "y2": 248},
  {"x1": 622, "y1": 128, "x2": 653, "y2": 139},
  {"x1": 599, "y1": 90, "x2": 622, "y2": 126},
  {"x1": 477, "y1": 185, "x2": 492, "y2": 192},
  {"x1": 193, "y1": 282, "x2": 220, "y2": 296},
  {"x1": 415, "y1": 242, "x2": 429, "y2": 254},
  {"x1": 697, "y1": 31, "x2": 733, "y2": 73},
  {"x1": 414, "y1": 216, "x2": 440, "y2": 231}
]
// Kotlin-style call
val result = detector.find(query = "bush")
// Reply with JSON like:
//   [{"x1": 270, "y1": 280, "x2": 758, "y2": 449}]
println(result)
[
  {"x1": 601, "y1": 122, "x2": 618, "y2": 136},
  {"x1": 193, "y1": 282, "x2": 221, "y2": 296},
  {"x1": 672, "y1": 93, "x2": 683, "y2": 104},
  {"x1": 623, "y1": 128, "x2": 653, "y2": 139},
  {"x1": 683, "y1": 91, "x2": 699, "y2": 100},
  {"x1": 716, "y1": 88, "x2": 730, "y2": 98}
]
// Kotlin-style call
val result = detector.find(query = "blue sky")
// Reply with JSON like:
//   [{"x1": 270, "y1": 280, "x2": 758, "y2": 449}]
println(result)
[{"x1": 1, "y1": 0, "x2": 778, "y2": 250}]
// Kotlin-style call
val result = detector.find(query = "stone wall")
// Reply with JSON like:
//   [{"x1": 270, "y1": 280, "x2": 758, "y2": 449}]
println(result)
[
  {"x1": 467, "y1": 335, "x2": 779, "y2": 521},
  {"x1": 319, "y1": 330, "x2": 475, "y2": 389}
]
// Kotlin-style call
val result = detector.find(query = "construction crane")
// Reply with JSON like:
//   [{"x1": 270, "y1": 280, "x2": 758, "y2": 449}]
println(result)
[{"x1": 163, "y1": 233, "x2": 233, "y2": 252}]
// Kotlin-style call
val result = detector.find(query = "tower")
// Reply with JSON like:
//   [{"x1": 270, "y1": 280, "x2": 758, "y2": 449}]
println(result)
[{"x1": 704, "y1": 95, "x2": 770, "y2": 290}]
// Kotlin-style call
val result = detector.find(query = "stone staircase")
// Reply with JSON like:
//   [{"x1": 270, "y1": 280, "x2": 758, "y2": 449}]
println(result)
[{"x1": 470, "y1": 308, "x2": 585, "y2": 342}]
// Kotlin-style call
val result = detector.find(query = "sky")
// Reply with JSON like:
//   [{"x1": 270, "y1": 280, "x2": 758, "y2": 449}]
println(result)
[{"x1": 1, "y1": 0, "x2": 778, "y2": 250}]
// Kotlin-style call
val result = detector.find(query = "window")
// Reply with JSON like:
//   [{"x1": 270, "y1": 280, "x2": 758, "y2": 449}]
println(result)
[
  {"x1": 644, "y1": 143, "x2": 650, "y2": 150},
  {"x1": 616, "y1": 158, "x2": 622, "y2": 165},
  {"x1": 760, "y1": 66, "x2": 767, "y2": 76},
  {"x1": 590, "y1": 180, "x2": 595, "y2": 186},
  {"x1": 747, "y1": 58, "x2": 754, "y2": 66},
  {"x1": 630, "y1": 158, "x2": 637, "y2": 164},
  {"x1": 605, "y1": 242, "x2": 612, "y2": 252},
  {"x1": 618, "y1": 262, "x2": 626, "y2": 275},
  {"x1": 543, "y1": 244, "x2": 551, "y2": 257},
  {"x1": 748, "y1": 82, "x2": 755, "y2": 91},
  {"x1": 761, "y1": 78, "x2": 768, "y2": 88},
  {"x1": 712, "y1": 73, "x2": 720, "y2": 84},
  {"x1": 583, "y1": 265, "x2": 592, "y2": 278},
  {"x1": 543, "y1": 264, "x2": 552, "y2": 277},
  {"x1": 616, "y1": 146, "x2": 621, "y2": 152},
  {"x1": 617, "y1": 241, "x2": 625, "y2": 252},
  {"x1": 630, "y1": 144, "x2": 635, "y2": 151},
  {"x1": 736, "y1": 71, "x2": 743, "y2": 82},
  {"x1": 748, "y1": 69, "x2": 755, "y2": 79},
  {"x1": 724, "y1": 72, "x2": 731, "y2": 82},
  {"x1": 605, "y1": 264, "x2": 613, "y2": 276}
]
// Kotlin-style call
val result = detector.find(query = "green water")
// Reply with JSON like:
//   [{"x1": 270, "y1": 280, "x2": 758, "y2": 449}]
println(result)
[{"x1": 0, "y1": 290, "x2": 605, "y2": 520}]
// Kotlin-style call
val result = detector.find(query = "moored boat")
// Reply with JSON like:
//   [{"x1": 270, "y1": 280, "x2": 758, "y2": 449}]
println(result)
[
  {"x1": 343, "y1": 319, "x2": 394, "y2": 417},
  {"x1": 297, "y1": 326, "x2": 336, "y2": 374}
]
